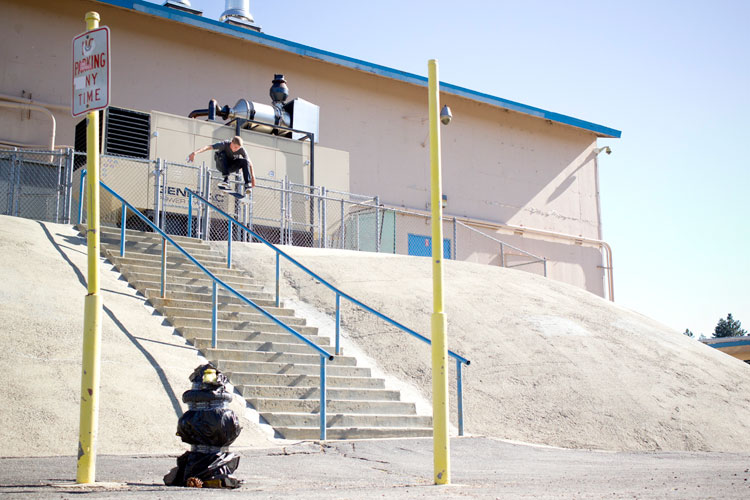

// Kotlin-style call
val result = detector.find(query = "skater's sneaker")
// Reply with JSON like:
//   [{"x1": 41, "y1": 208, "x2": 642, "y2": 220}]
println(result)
[{"x1": 218, "y1": 179, "x2": 231, "y2": 190}]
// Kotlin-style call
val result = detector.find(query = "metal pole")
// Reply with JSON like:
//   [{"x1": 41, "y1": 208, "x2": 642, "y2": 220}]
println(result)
[
  {"x1": 187, "y1": 191, "x2": 193, "y2": 238},
  {"x1": 204, "y1": 170, "x2": 211, "y2": 242},
  {"x1": 543, "y1": 258, "x2": 548, "y2": 278},
  {"x1": 153, "y1": 159, "x2": 162, "y2": 231},
  {"x1": 211, "y1": 281, "x2": 218, "y2": 348},
  {"x1": 335, "y1": 293, "x2": 341, "y2": 356},
  {"x1": 457, "y1": 359, "x2": 464, "y2": 437},
  {"x1": 321, "y1": 187, "x2": 327, "y2": 248},
  {"x1": 500, "y1": 244, "x2": 505, "y2": 267},
  {"x1": 319, "y1": 355, "x2": 327, "y2": 441},
  {"x1": 248, "y1": 187, "x2": 254, "y2": 239},
  {"x1": 55, "y1": 155, "x2": 62, "y2": 223},
  {"x1": 65, "y1": 148, "x2": 75, "y2": 224},
  {"x1": 375, "y1": 196, "x2": 381, "y2": 253},
  {"x1": 227, "y1": 220, "x2": 232, "y2": 269},
  {"x1": 78, "y1": 170, "x2": 87, "y2": 225},
  {"x1": 428, "y1": 58, "x2": 450, "y2": 485},
  {"x1": 356, "y1": 214, "x2": 360, "y2": 251},
  {"x1": 275, "y1": 253, "x2": 280, "y2": 308},
  {"x1": 340, "y1": 198, "x2": 345, "y2": 250},
  {"x1": 279, "y1": 176, "x2": 285, "y2": 245},
  {"x1": 77, "y1": 11, "x2": 103, "y2": 485},
  {"x1": 11, "y1": 150, "x2": 19, "y2": 217},
  {"x1": 119, "y1": 202, "x2": 126, "y2": 257},
  {"x1": 160, "y1": 237, "x2": 167, "y2": 298},
  {"x1": 453, "y1": 217, "x2": 457, "y2": 260}
]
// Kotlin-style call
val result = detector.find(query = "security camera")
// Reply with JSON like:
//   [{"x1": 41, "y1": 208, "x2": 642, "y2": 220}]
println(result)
[
  {"x1": 440, "y1": 105, "x2": 452, "y2": 125},
  {"x1": 594, "y1": 146, "x2": 612, "y2": 155}
]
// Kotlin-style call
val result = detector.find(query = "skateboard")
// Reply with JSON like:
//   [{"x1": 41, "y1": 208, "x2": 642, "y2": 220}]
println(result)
[{"x1": 218, "y1": 184, "x2": 251, "y2": 203}]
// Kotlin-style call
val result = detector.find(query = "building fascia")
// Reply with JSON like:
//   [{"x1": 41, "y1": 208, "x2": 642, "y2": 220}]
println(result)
[{"x1": 91, "y1": 0, "x2": 621, "y2": 139}]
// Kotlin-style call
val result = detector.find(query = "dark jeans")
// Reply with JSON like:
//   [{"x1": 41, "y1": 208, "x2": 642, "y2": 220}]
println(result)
[{"x1": 216, "y1": 151, "x2": 250, "y2": 185}]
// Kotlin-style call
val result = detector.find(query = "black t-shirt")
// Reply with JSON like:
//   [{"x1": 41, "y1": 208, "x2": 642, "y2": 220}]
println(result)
[{"x1": 212, "y1": 140, "x2": 248, "y2": 162}]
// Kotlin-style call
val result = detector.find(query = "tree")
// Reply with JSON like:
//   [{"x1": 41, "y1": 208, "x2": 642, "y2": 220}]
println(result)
[{"x1": 713, "y1": 313, "x2": 747, "y2": 338}]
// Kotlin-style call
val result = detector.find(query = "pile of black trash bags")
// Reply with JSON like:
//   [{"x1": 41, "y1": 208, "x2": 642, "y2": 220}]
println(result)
[{"x1": 164, "y1": 364, "x2": 242, "y2": 488}]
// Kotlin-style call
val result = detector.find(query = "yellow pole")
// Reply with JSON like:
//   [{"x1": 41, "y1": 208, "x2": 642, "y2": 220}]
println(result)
[
  {"x1": 428, "y1": 59, "x2": 450, "y2": 485},
  {"x1": 77, "y1": 10, "x2": 103, "y2": 485}
]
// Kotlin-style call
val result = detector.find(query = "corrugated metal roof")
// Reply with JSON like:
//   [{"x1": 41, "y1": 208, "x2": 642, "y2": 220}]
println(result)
[{"x1": 96, "y1": 0, "x2": 621, "y2": 138}]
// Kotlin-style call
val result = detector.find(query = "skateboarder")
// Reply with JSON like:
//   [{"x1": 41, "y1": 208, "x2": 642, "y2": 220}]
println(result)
[{"x1": 188, "y1": 136, "x2": 256, "y2": 194}]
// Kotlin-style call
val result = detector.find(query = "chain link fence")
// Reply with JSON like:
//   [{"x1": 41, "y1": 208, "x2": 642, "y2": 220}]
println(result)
[
  {"x1": 1, "y1": 148, "x2": 74, "y2": 223},
  {"x1": 17, "y1": 149, "x2": 548, "y2": 278}
]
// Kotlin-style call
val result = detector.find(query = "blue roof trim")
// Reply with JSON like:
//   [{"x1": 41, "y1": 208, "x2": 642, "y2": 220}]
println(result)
[
  {"x1": 704, "y1": 338, "x2": 750, "y2": 349},
  {"x1": 96, "y1": 0, "x2": 621, "y2": 138}
]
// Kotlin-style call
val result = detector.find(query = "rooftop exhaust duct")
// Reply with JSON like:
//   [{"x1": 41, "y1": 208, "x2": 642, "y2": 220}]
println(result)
[
  {"x1": 220, "y1": 0, "x2": 261, "y2": 31},
  {"x1": 163, "y1": 1, "x2": 202, "y2": 16}
]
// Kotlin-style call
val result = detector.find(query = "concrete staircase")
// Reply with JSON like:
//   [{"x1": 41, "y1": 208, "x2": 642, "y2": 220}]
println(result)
[{"x1": 86, "y1": 225, "x2": 432, "y2": 440}]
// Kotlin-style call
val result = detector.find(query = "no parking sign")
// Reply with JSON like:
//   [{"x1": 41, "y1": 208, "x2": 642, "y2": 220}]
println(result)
[{"x1": 72, "y1": 26, "x2": 110, "y2": 117}]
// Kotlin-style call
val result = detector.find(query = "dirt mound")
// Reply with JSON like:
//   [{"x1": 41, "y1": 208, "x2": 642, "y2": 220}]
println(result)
[{"x1": 226, "y1": 242, "x2": 750, "y2": 452}]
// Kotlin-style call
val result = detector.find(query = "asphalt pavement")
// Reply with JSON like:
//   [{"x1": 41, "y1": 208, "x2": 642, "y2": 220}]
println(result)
[{"x1": 1, "y1": 437, "x2": 748, "y2": 499}]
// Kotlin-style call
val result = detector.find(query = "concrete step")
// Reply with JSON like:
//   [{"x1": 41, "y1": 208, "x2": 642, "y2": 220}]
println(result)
[
  {"x1": 247, "y1": 398, "x2": 416, "y2": 415},
  {"x1": 146, "y1": 296, "x2": 293, "y2": 317},
  {"x1": 145, "y1": 289, "x2": 278, "y2": 308},
  {"x1": 163, "y1": 307, "x2": 307, "y2": 326},
  {"x1": 261, "y1": 412, "x2": 431, "y2": 428},
  {"x1": 97, "y1": 225, "x2": 206, "y2": 247},
  {"x1": 121, "y1": 269, "x2": 258, "y2": 292},
  {"x1": 214, "y1": 359, "x2": 370, "y2": 377},
  {"x1": 109, "y1": 258, "x2": 257, "y2": 282},
  {"x1": 205, "y1": 349, "x2": 354, "y2": 366},
  {"x1": 103, "y1": 247, "x2": 227, "y2": 268},
  {"x1": 225, "y1": 372, "x2": 385, "y2": 389},
  {"x1": 182, "y1": 327, "x2": 328, "y2": 345},
  {"x1": 171, "y1": 317, "x2": 318, "y2": 336},
  {"x1": 135, "y1": 281, "x2": 273, "y2": 300},
  {"x1": 101, "y1": 238, "x2": 218, "y2": 259},
  {"x1": 274, "y1": 426, "x2": 432, "y2": 440},
  {"x1": 190, "y1": 338, "x2": 333, "y2": 356},
  {"x1": 242, "y1": 386, "x2": 399, "y2": 401}
]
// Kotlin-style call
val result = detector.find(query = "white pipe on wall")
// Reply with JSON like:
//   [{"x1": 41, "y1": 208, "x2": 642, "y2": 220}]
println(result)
[{"x1": 0, "y1": 100, "x2": 57, "y2": 150}]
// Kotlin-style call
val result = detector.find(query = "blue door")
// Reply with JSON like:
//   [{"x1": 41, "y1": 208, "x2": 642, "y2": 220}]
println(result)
[{"x1": 408, "y1": 234, "x2": 451, "y2": 259}]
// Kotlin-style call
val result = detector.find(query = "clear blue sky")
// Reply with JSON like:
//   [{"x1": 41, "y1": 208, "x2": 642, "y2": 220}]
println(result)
[{"x1": 150, "y1": 1, "x2": 749, "y2": 336}]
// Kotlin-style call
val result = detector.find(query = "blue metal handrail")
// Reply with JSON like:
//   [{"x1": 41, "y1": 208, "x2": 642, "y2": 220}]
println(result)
[
  {"x1": 186, "y1": 188, "x2": 471, "y2": 435},
  {"x1": 79, "y1": 172, "x2": 333, "y2": 439}
]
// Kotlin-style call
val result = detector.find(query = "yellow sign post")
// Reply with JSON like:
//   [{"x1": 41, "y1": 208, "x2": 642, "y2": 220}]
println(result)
[
  {"x1": 428, "y1": 59, "x2": 450, "y2": 485},
  {"x1": 76, "y1": 11, "x2": 104, "y2": 485}
]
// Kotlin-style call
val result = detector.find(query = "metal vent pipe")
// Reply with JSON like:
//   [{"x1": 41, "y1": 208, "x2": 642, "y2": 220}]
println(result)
[{"x1": 220, "y1": 0, "x2": 255, "y2": 24}]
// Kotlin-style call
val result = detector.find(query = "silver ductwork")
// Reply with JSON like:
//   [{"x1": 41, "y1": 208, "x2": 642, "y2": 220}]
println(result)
[{"x1": 220, "y1": 0, "x2": 260, "y2": 30}]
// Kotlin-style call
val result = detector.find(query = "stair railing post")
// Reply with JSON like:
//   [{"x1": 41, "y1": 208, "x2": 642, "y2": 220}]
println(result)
[
  {"x1": 227, "y1": 220, "x2": 232, "y2": 269},
  {"x1": 335, "y1": 293, "x2": 341, "y2": 355},
  {"x1": 160, "y1": 236, "x2": 167, "y2": 298},
  {"x1": 456, "y1": 358, "x2": 464, "y2": 437},
  {"x1": 120, "y1": 202, "x2": 127, "y2": 257},
  {"x1": 500, "y1": 243, "x2": 505, "y2": 267},
  {"x1": 543, "y1": 258, "x2": 548, "y2": 278},
  {"x1": 279, "y1": 177, "x2": 285, "y2": 245},
  {"x1": 320, "y1": 355, "x2": 327, "y2": 441},
  {"x1": 275, "y1": 253, "x2": 280, "y2": 308},
  {"x1": 211, "y1": 281, "x2": 218, "y2": 348},
  {"x1": 64, "y1": 148, "x2": 74, "y2": 224}
]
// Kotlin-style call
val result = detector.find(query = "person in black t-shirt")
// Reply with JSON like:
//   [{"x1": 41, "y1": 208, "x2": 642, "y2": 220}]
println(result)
[{"x1": 188, "y1": 135, "x2": 256, "y2": 194}]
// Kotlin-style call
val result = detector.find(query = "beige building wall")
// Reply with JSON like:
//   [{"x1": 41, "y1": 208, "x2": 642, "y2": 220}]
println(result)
[{"x1": 0, "y1": 0, "x2": 614, "y2": 297}]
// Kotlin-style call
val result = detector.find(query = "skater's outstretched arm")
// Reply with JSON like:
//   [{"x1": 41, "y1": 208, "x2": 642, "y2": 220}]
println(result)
[{"x1": 187, "y1": 145, "x2": 213, "y2": 163}]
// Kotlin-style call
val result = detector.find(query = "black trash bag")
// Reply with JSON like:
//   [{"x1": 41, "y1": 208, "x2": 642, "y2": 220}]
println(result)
[
  {"x1": 177, "y1": 408, "x2": 242, "y2": 447},
  {"x1": 163, "y1": 450, "x2": 241, "y2": 488}
]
